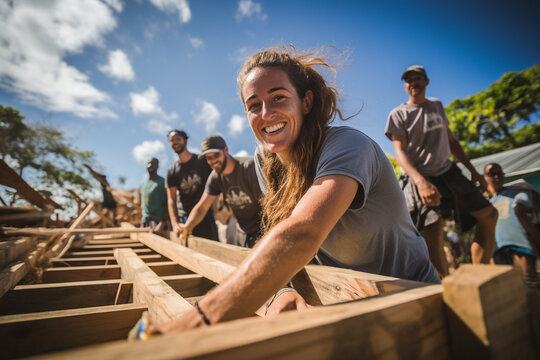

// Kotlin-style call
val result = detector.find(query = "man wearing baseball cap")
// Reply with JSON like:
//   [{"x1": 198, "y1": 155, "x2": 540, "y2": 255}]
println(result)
[
  {"x1": 177, "y1": 134, "x2": 262, "y2": 247},
  {"x1": 385, "y1": 65, "x2": 497, "y2": 278}
]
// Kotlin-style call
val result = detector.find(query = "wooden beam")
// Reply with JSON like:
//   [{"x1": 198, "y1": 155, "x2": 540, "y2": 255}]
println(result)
[
  {"x1": 0, "y1": 210, "x2": 52, "y2": 224},
  {"x1": 442, "y1": 264, "x2": 536, "y2": 359},
  {"x1": 51, "y1": 254, "x2": 164, "y2": 267},
  {"x1": 0, "y1": 237, "x2": 37, "y2": 268},
  {"x1": 0, "y1": 226, "x2": 150, "y2": 237},
  {"x1": 0, "y1": 158, "x2": 61, "y2": 209},
  {"x1": 50, "y1": 201, "x2": 96, "y2": 257},
  {"x1": 77, "y1": 243, "x2": 145, "y2": 251},
  {"x1": 41, "y1": 261, "x2": 190, "y2": 283},
  {"x1": 63, "y1": 248, "x2": 153, "y2": 257},
  {"x1": 184, "y1": 235, "x2": 413, "y2": 305},
  {"x1": 0, "y1": 274, "x2": 214, "y2": 315},
  {"x1": 115, "y1": 248, "x2": 193, "y2": 323},
  {"x1": 0, "y1": 243, "x2": 45, "y2": 298},
  {"x1": 0, "y1": 303, "x2": 147, "y2": 359},
  {"x1": 35, "y1": 284, "x2": 449, "y2": 360}
]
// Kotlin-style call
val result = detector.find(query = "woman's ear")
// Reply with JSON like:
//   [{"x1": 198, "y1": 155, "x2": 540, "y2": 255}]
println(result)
[{"x1": 302, "y1": 90, "x2": 313, "y2": 115}]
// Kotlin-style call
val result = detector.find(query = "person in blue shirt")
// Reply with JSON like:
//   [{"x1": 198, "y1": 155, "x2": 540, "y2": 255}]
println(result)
[{"x1": 484, "y1": 162, "x2": 540, "y2": 288}]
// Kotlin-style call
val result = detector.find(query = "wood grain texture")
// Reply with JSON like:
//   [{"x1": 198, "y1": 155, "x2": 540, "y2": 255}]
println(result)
[
  {"x1": 0, "y1": 226, "x2": 149, "y2": 237},
  {"x1": 114, "y1": 248, "x2": 193, "y2": 323},
  {"x1": 0, "y1": 303, "x2": 147, "y2": 359},
  {"x1": 442, "y1": 264, "x2": 536, "y2": 359},
  {"x1": 0, "y1": 237, "x2": 37, "y2": 268},
  {"x1": 34, "y1": 284, "x2": 449, "y2": 360}
]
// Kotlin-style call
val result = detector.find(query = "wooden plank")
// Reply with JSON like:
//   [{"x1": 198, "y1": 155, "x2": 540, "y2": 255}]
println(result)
[
  {"x1": 0, "y1": 158, "x2": 61, "y2": 209},
  {"x1": 50, "y1": 201, "x2": 96, "y2": 257},
  {"x1": 0, "y1": 274, "x2": 214, "y2": 315},
  {"x1": 42, "y1": 261, "x2": 189, "y2": 283},
  {"x1": 51, "y1": 254, "x2": 164, "y2": 267},
  {"x1": 77, "y1": 243, "x2": 145, "y2": 251},
  {"x1": 88, "y1": 238, "x2": 141, "y2": 245},
  {"x1": 442, "y1": 264, "x2": 536, "y2": 359},
  {"x1": 115, "y1": 248, "x2": 193, "y2": 323},
  {"x1": 0, "y1": 211, "x2": 52, "y2": 223},
  {"x1": 0, "y1": 244, "x2": 45, "y2": 297},
  {"x1": 0, "y1": 237, "x2": 37, "y2": 268},
  {"x1": 64, "y1": 248, "x2": 154, "y2": 257},
  {"x1": 0, "y1": 303, "x2": 147, "y2": 359},
  {"x1": 184, "y1": 235, "x2": 413, "y2": 305},
  {"x1": 0, "y1": 226, "x2": 150, "y2": 237},
  {"x1": 35, "y1": 284, "x2": 448, "y2": 360},
  {"x1": 89, "y1": 202, "x2": 116, "y2": 227}
]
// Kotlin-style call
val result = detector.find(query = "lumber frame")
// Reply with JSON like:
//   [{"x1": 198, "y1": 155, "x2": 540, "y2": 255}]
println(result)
[
  {"x1": 0, "y1": 226, "x2": 150, "y2": 237},
  {"x1": 0, "y1": 303, "x2": 147, "y2": 359},
  {"x1": 64, "y1": 248, "x2": 153, "y2": 257},
  {"x1": 442, "y1": 264, "x2": 537, "y2": 359},
  {"x1": 0, "y1": 237, "x2": 37, "y2": 268},
  {"x1": 49, "y1": 201, "x2": 95, "y2": 257},
  {"x1": 115, "y1": 248, "x2": 193, "y2": 322},
  {"x1": 51, "y1": 254, "x2": 164, "y2": 267},
  {"x1": 34, "y1": 284, "x2": 449, "y2": 360},
  {"x1": 0, "y1": 158, "x2": 61, "y2": 210},
  {"x1": 0, "y1": 243, "x2": 45, "y2": 297},
  {"x1": 0, "y1": 274, "x2": 214, "y2": 315},
  {"x1": 41, "y1": 261, "x2": 189, "y2": 283}
]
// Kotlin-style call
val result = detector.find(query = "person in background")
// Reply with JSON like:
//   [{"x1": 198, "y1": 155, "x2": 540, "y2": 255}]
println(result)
[
  {"x1": 138, "y1": 157, "x2": 168, "y2": 233},
  {"x1": 176, "y1": 134, "x2": 262, "y2": 248},
  {"x1": 385, "y1": 65, "x2": 498, "y2": 278},
  {"x1": 150, "y1": 47, "x2": 438, "y2": 334},
  {"x1": 484, "y1": 162, "x2": 540, "y2": 288},
  {"x1": 83, "y1": 163, "x2": 117, "y2": 224},
  {"x1": 166, "y1": 130, "x2": 218, "y2": 241}
]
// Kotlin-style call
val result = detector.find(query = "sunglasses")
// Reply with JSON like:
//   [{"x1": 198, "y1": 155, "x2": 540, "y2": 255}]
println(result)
[{"x1": 485, "y1": 171, "x2": 503, "y2": 177}]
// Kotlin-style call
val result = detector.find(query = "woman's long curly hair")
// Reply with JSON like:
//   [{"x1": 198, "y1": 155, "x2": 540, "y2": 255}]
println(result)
[{"x1": 237, "y1": 47, "x2": 344, "y2": 234}]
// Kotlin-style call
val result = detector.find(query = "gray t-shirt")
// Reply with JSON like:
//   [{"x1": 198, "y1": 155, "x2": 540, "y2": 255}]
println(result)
[
  {"x1": 205, "y1": 157, "x2": 262, "y2": 236},
  {"x1": 257, "y1": 126, "x2": 440, "y2": 283},
  {"x1": 385, "y1": 98, "x2": 452, "y2": 176},
  {"x1": 255, "y1": 126, "x2": 439, "y2": 283}
]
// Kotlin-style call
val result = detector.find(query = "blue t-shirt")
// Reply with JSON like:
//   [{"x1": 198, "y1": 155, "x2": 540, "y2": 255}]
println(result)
[{"x1": 490, "y1": 188, "x2": 534, "y2": 251}]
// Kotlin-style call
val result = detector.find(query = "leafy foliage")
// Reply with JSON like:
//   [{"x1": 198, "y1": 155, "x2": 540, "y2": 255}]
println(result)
[
  {"x1": 386, "y1": 153, "x2": 401, "y2": 178},
  {"x1": 446, "y1": 64, "x2": 540, "y2": 158},
  {"x1": 0, "y1": 105, "x2": 96, "y2": 205}
]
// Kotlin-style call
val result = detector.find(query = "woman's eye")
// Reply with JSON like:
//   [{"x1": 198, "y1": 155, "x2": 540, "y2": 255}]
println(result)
[
  {"x1": 273, "y1": 95, "x2": 285, "y2": 102},
  {"x1": 248, "y1": 102, "x2": 260, "y2": 111}
]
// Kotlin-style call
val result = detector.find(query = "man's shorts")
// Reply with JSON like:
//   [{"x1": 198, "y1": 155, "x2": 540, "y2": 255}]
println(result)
[{"x1": 401, "y1": 163, "x2": 491, "y2": 231}]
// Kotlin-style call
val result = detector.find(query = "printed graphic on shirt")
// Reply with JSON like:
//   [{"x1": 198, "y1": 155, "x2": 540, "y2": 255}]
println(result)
[
  {"x1": 423, "y1": 112, "x2": 445, "y2": 133},
  {"x1": 225, "y1": 186, "x2": 253, "y2": 210},
  {"x1": 179, "y1": 171, "x2": 202, "y2": 195},
  {"x1": 493, "y1": 197, "x2": 510, "y2": 219}
]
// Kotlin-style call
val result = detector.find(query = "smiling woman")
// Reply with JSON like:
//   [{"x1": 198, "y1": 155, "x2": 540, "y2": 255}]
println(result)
[{"x1": 150, "y1": 47, "x2": 438, "y2": 334}]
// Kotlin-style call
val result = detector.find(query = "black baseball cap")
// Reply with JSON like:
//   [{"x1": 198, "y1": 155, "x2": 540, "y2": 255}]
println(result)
[
  {"x1": 199, "y1": 134, "x2": 227, "y2": 159},
  {"x1": 401, "y1": 65, "x2": 427, "y2": 80}
]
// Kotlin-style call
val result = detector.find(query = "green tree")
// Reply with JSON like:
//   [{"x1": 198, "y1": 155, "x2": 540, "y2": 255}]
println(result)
[
  {"x1": 0, "y1": 105, "x2": 95, "y2": 205},
  {"x1": 446, "y1": 64, "x2": 540, "y2": 156}
]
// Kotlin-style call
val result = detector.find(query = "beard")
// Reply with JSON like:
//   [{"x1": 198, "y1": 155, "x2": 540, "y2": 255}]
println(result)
[
  {"x1": 173, "y1": 144, "x2": 185, "y2": 154},
  {"x1": 213, "y1": 155, "x2": 228, "y2": 174}
]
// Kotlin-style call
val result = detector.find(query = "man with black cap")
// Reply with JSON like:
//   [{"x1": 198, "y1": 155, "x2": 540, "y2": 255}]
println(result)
[
  {"x1": 385, "y1": 65, "x2": 497, "y2": 277},
  {"x1": 166, "y1": 130, "x2": 218, "y2": 241},
  {"x1": 176, "y1": 134, "x2": 262, "y2": 247}
]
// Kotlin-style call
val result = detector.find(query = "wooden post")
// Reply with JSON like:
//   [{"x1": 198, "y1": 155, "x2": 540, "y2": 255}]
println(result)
[
  {"x1": 442, "y1": 264, "x2": 537, "y2": 359},
  {"x1": 114, "y1": 248, "x2": 193, "y2": 323}
]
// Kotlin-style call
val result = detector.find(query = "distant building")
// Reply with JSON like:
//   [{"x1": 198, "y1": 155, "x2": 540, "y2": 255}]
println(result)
[{"x1": 459, "y1": 142, "x2": 540, "y2": 191}]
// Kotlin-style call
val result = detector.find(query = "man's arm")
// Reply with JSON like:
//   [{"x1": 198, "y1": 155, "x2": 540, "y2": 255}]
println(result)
[
  {"x1": 447, "y1": 129, "x2": 487, "y2": 191},
  {"x1": 180, "y1": 192, "x2": 218, "y2": 235},
  {"x1": 391, "y1": 134, "x2": 441, "y2": 207},
  {"x1": 150, "y1": 174, "x2": 358, "y2": 333},
  {"x1": 514, "y1": 203, "x2": 540, "y2": 248},
  {"x1": 166, "y1": 187, "x2": 180, "y2": 231},
  {"x1": 83, "y1": 163, "x2": 110, "y2": 188}
]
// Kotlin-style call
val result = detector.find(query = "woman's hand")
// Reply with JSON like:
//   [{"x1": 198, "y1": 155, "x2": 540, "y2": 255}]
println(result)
[{"x1": 265, "y1": 290, "x2": 308, "y2": 318}]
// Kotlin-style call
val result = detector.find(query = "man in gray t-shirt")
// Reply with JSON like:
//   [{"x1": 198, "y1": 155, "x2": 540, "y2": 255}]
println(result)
[
  {"x1": 177, "y1": 134, "x2": 262, "y2": 247},
  {"x1": 385, "y1": 65, "x2": 497, "y2": 277}
]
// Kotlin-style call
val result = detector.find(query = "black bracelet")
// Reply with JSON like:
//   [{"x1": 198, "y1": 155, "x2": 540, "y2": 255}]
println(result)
[{"x1": 194, "y1": 301, "x2": 211, "y2": 325}]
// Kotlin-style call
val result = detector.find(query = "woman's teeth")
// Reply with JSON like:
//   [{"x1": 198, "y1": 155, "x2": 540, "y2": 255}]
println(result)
[{"x1": 264, "y1": 123, "x2": 285, "y2": 133}]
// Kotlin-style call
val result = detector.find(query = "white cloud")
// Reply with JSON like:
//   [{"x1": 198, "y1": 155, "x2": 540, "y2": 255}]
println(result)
[
  {"x1": 235, "y1": 150, "x2": 249, "y2": 157},
  {"x1": 189, "y1": 36, "x2": 204, "y2": 49},
  {"x1": 146, "y1": 119, "x2": 172, "y2": 135},
  {"x1": 99, "y1": 49, "x2": 135, "y2": 81},
  {"x1": 130, "y1": 86, "x2": 162, "y2": 116},
  {"x1": 149, "y1": 0, "x2": 191, "y2": 23},
  {"x1": 0, "y1": 0, "x2": 117, "y2": 118},
  {"x1": 132, "y1": 140, "x2": 167, "y2": 164},
  {"x1": 236, "y1": 0, "x2": 267, "y2": 22},
  {"x1": 103, "y1": 0, "x2": 123, "y2": 12},
  {"x1": 228, "y1": 114, "x2": 246, "y2": 136},
  {"x1": 193, "y1": 100, "x2": 220, "y2": 132}
]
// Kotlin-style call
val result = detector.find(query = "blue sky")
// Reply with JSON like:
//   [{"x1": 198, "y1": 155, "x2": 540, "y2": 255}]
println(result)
[{"x1": 1, "y1": 0, "x2": 538, "y2": 196}]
